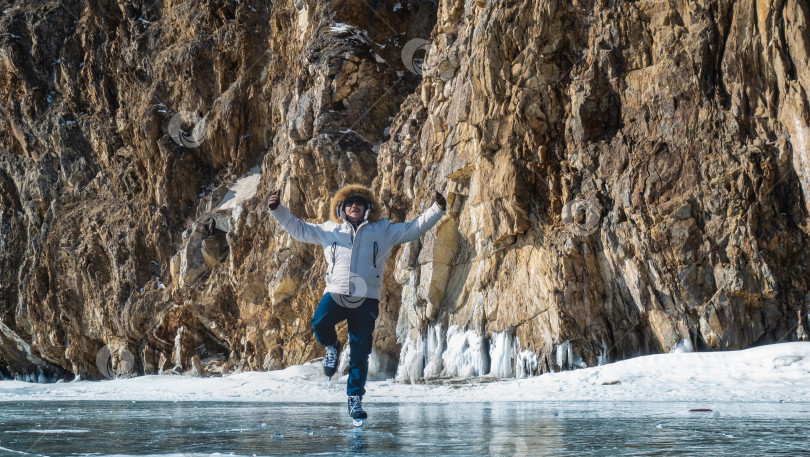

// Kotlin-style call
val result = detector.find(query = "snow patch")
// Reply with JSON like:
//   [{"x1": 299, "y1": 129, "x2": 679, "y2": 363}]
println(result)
[
  {"x1": 2, "y1": 343, "x2": 809, "y2": 403},
  {"x1": 329, "y1": 22, "x2": 352, "y2": 33},
  {"x1": 215, "y1": 165, "x2": 262, "y2": 211}
]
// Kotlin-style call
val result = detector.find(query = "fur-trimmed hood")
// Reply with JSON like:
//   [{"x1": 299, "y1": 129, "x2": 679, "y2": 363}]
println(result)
[{"x1": 329, "y1": 184, "x2": 382, "y2": 223}]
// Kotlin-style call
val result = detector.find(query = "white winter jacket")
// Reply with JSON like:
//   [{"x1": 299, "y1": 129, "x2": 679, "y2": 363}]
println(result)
[{"x1": 270, "y1": 202, "x2": 446, "y2": 300}]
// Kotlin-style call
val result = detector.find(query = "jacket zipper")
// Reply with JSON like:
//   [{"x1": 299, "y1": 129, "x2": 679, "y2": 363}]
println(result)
[
  {"x1": 345, "y1": 221, "x2": 367, "y2": 295},
  {"x1": 373, "y1": 241, "x2": 379, "y2": 277},
  {"x1": 329, "y1": 242, "x2": 337, "y2": 274}
]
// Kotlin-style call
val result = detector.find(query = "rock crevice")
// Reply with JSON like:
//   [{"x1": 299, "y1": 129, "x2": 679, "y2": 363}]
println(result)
[{"x1": 0, "y1": 0, "x2": 808, "y2": 382}]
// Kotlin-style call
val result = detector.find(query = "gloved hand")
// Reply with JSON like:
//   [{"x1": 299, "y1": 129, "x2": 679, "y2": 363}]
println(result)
[
  {"x1": 434, "y1": 190, "x2": 446, "y2": 211},
  {"x1": 267, "y1": 189, "x2": 281, "y2": 210}
]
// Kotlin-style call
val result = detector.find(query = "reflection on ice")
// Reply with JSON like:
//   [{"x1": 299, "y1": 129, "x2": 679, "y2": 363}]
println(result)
[{"x1": 0, "y1": 401, "x2": 807, "y2": 456}]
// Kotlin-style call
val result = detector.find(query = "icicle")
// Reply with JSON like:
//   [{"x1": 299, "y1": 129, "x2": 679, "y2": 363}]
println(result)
[
  {"x1": 336, "y1": 345, "x2": 351, "y2": 376},
  {"x1": 395, "y1": 336, "x2": 425, "y2": 383},
  {"x1": 173, "y1": 326, "x2": 185, "y2": 371},
  {"x1": 670, "y1": 338, "x2": 694, "y2": 353},
  {"x1": 555, "y1": 341, "x2": 569, "y2": 370},
  {"x1": 442, "y1": 325, "x2": 488, "y2": 377},
  {"x1": 423, "y1": 324, "x2": 444, "y2": 378},
  {"x1": 516, "y1": 350, "x2": 538, "y2": 378},
  {"x1": 597, "y1": 339, "x2": 609, "y2": 366},
  {"x1": 488, "y1": 330, "x2": 516, "y2": 378},
  {"x1": 567, "y1": 342, "x2": 574, "y2": 369},
  {"x1": 367, "y1": 348, "x2": 380, "y2": 379}
]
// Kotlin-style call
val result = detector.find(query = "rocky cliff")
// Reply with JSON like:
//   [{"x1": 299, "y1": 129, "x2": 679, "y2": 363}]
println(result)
[{"x1": 0, "y1": 0, "x2": 808, "y2": 382}]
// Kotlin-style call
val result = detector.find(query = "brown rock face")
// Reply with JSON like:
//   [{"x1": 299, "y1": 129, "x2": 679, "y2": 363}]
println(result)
[{"x1": 0, "y1": 0, "x2": 808, "y2": 382}]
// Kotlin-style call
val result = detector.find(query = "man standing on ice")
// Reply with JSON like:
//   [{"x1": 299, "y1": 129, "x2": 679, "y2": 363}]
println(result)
[{"x1": 267, "y1": 184, "x2": 446, "y2": 425}]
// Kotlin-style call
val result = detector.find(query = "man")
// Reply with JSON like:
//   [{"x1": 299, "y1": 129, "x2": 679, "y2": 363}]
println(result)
[{"x1": 267, "y1": 184, "x2": 446, "y2": 425}]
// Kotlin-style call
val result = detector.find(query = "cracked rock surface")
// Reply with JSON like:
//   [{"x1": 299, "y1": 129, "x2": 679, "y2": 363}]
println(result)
[{"x1": 0, "y1": 0, "x2": 808, "y2": 381}]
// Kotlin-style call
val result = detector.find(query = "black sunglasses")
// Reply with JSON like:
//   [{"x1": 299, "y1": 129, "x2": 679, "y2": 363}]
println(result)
[{"x1": 344, "y1": 196, "x2": 368, "y2": 207}]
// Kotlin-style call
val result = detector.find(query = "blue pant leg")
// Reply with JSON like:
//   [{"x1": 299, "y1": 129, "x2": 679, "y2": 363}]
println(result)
[
  {"x1": 345, "y1": 298, "x2": 380, "y2": 397},
  {"x1": 311, "y1": 293, "x2": 347, "y2": 347}
]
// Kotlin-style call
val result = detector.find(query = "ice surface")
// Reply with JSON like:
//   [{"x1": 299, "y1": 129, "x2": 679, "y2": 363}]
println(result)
[
  {"x1": 6, "y1": 429, "x2": 90, "y2": 433},
  {"x1": 1, "y1": 401, "x2": 809, "y2": 457}
]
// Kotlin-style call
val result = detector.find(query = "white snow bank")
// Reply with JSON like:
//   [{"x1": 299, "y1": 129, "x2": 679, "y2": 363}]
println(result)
[
  {"x1": 215, "y1": 164, "x2": 261, "y2": 211},
  {"x1": 1, "y1": 343, "x2": 808, "y2": 403}
]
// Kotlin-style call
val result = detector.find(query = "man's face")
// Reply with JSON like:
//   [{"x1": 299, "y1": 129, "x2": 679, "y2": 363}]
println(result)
[{"x1": 344, "y1": 196, "x2": 367, "y2": 222}]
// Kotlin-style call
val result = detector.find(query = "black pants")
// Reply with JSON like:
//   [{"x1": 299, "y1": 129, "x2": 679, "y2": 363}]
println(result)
[{"x1": 310, "y1": 293, "x2": 379, "y2": 396}]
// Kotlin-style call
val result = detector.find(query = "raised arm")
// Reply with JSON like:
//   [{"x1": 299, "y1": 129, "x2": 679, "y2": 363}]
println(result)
[
  {"x1": 268, "y1": 190, "x2": 327, "y2": 245},
  {"x1": 387, "y1": 191, "x2": 447, "y2": 246}
]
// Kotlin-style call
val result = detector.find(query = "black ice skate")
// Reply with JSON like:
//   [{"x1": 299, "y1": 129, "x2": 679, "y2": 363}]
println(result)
[
  {"x1": 323, "y1": 341, "x2": 341, "y2": 379},
  {"x1": 348, "y1": 395, "x2": 367, "y2": 427}
]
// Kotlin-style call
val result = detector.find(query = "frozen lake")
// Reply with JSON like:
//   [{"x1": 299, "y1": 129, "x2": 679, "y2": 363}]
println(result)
[{"x1": 0, "y1": 401, "x2": 808, "y2": 456}]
